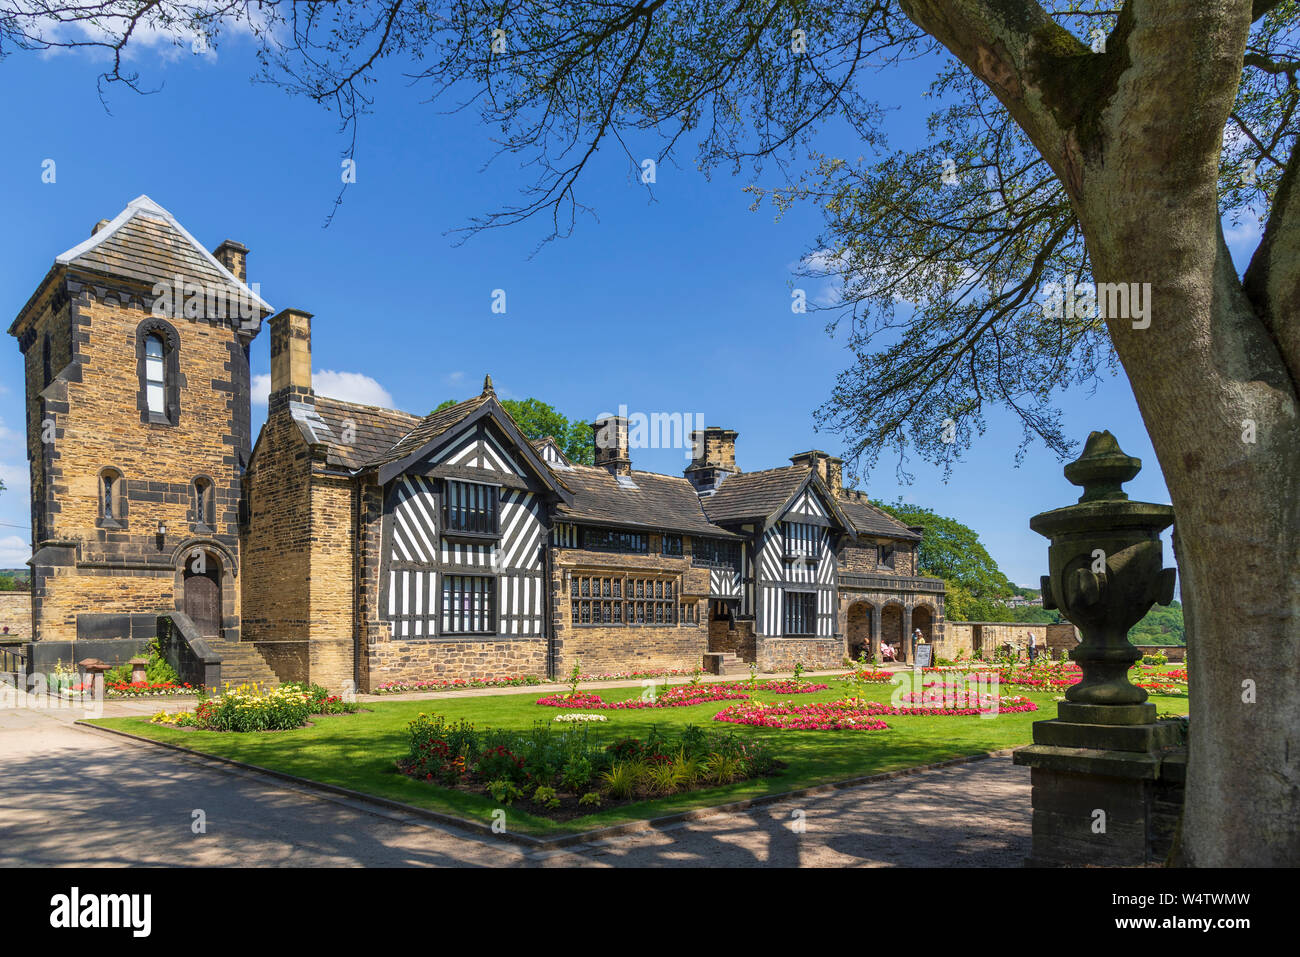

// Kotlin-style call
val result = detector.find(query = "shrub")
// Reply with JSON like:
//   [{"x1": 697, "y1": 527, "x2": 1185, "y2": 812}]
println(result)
[
  {"x1": 487, "y1": 779, "x2": 523, "y2": 805},
  {"x1": 578, "y1": 791, "x2": 602, "y2": 808},
  {"x1": 601, "y1": 762, "x2": 642, "y2": 800},
  {"x1": 532, "y1": 785, "x2": 561, "y2": 808},
  {"x1": 560, "y1": 756, "x2": 593, "y2": 793},
  {"x1": 475, "y1": 745, "x2": 525, "y2": 784}
]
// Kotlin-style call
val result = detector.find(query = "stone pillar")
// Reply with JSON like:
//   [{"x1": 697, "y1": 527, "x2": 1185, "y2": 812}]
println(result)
[
  {"x1": 902, "y1": 605, "x2": 913, "y2": 663},
  {"x1": 870, "y1": 604, "x2": 882, "y2": 664}
]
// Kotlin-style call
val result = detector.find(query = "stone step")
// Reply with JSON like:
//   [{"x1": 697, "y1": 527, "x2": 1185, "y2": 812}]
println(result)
[{"x1": 207, "y1": 640, "x2": 282, "y2": 688}]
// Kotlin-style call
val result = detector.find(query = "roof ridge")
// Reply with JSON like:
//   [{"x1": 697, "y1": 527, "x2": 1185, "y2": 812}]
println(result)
[{"x1": 54, "y1": 194, "x2": 273, "y2": 313}]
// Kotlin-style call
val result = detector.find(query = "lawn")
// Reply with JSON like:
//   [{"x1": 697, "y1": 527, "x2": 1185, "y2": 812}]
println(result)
[{"x1": 87, "y1": 667, "x2": 1190, "y2": 837}]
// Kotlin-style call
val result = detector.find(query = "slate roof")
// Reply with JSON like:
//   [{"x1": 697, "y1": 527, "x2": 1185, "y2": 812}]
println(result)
[
  {"x1": 53, "y1": 195, "x2": 272, "y2": 313},
  {"x1": 700, "y1": 465, "x2": 811, "y2": 524},
  {"x1": 556, "y1": 466, "x2": 742, "y2": 539},
  {"x1": 839, "y1": 497, "x2": 922, "y2": 540},
  {"x1": 292, "y1": 396, "x2": 423, "y2": 471}
]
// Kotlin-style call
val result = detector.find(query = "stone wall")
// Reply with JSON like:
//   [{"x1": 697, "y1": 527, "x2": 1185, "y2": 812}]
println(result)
[
  {"x1": 18, "y1": 275, "x2": 250, "y2": 645},
  {"x1": 550, "y1": 539, "x2": 711, "y2": 675},
  {"x1": 708, "y1": 618, "x2": 756, "y2": 661},
  {"x1": 367, "y1": 637, "x2": 547, "y2": 685},
  {"x1": 944, "y1": 620, "x2": 1080, "y2": 658},
  {"x1": 0, "y1": 592, "x2": 31, "y2": 639},
  {"x1": 756, "y1": 636, "x2": 845, "y2": 671}
]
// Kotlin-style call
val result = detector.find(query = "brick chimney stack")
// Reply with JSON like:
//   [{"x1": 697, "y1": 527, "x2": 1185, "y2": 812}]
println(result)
[
  {"x1": 592, "y1": 415, "x2": 631, "y2": 476},
  {"x1": 214, "y1": 239, "x2": 249, "y2": 283},
  {"x1": 269, "y1": 308, "x2": 313, "y2": 403}
]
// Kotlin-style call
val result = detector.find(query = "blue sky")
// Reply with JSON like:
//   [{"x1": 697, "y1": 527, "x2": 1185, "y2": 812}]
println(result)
[{"x1": 0, "y1": 30, "x2": 1260, "y2": 585}]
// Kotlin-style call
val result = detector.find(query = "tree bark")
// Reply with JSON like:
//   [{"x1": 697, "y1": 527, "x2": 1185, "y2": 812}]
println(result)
[{"x1": 902, "y1": 0, "x2": 1300, "y2": 864}]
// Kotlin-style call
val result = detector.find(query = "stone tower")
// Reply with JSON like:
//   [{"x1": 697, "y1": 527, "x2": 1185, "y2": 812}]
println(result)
[{"x1": 8, "y1": 196, "x2": 271, "y2": 662}]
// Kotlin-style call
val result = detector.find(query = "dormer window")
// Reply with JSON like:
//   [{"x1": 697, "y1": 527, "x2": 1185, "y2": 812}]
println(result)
[{"x1": 879, "y1": 543, "x2": 896, "y2": 570}]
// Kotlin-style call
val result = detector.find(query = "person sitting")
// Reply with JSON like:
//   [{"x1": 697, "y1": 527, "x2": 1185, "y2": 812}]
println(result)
[{"x1": 880, "y1": 642, "x2": 897, "y2": 662}]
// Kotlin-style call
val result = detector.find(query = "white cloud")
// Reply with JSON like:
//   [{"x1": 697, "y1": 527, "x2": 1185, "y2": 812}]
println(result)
[
  {"x1": 251, "y1": 370, "x2": 394, "y2": 409},
  {"x1": 0, "y1": 535, "x2": 30, "y2": 567},
  {"x1": 443, "y1": 371, "x2": 465, "y2": 386}
]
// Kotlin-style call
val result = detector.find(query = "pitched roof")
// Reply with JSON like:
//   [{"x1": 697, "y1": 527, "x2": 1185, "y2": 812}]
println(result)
[
  {"x1": 838, "y1": 497, "x2": 922, "y2": 540},
  {"x1": 54, "y1": 195, "x2": 273, "y2": 314},
  {"x1": 556, "y1": 466, "x2": 742, "y2": 539},
  {"x1": 366, "y1": 395, "x2": 490, "y2": 469},
  {"x1": 700, "y1": 465, "x2": 811, "y2": 524},
  {"x1": 291, "y1": 396, "x2": 422, "y2": 471}
]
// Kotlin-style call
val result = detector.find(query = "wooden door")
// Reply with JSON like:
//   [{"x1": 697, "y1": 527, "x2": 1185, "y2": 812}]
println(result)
[{"x1": 184, "y1": 560, "x2": 221, "y2": 636}]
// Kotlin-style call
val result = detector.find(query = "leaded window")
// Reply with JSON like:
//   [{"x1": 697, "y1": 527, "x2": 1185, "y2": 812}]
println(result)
[
  {"x1": 444, "y1": 480, "x2": 499, "y2": 534},
  {"x1": 783, "y1": 522, "x2": 818, "y2": 558},
  {"x1": 441, "y1": 575, "x2": 496, "y2": 634},
  {"x1": 661, "y1": 534, "x2": 683, "y2": 556},
  {"x1": 570, "y1": 576, "x2": 682, "y2": 627},
  {"x1": 581, "y1": 527, "x2": 649, "y2": 553},
  {"x1": 784, "y1": 591, "x2": 817, "y2": 636},
  {"x1": 692, "y1": 538, "x2": 742, "y2": 571}
]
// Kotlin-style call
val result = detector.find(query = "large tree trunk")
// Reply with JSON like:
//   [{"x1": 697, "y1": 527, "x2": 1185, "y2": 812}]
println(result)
[{"x1": 901, "y1": 0, "x2": 1300, "y2": 864}]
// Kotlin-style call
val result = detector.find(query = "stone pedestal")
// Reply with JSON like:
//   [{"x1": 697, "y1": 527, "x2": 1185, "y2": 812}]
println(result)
[{"x1": 1014, "y1": 703, "x2": 1186, "y2": 866}]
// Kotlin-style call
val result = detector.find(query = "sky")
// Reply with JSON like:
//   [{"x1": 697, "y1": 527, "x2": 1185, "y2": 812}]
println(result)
[{"x1": 0, "y1": 24, "x2": 1263, "y2": 585}]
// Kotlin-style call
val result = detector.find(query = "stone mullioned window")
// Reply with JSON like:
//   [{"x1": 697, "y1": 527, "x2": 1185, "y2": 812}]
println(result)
[{"x1": 570, "y1": 574, "x2": 698, "y2": 627}]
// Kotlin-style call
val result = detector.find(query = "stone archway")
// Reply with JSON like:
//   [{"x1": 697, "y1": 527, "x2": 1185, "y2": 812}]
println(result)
[
  {"x1": 846, "y1": 601, "x2": 874, "y2": 662},
  {"x1": 912, "y1": 604, "x2": 935, "y2": 643},
  {"x1": 881, "y1": 603, "x2": 905, "y2": 662}
]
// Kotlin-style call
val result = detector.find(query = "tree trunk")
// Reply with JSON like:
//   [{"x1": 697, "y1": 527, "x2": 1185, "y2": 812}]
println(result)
[{"x1": 899, "y1": 0, "x2": 1300, "y2": 864}]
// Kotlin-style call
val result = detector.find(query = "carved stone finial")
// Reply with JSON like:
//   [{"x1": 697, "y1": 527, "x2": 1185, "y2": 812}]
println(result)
[
  {"x1": 1063, "y1": 430, "x2": 1142, "y2": 503},
  {"x1": 482, "y1": 374, "x2": 495, "y2": 397}
]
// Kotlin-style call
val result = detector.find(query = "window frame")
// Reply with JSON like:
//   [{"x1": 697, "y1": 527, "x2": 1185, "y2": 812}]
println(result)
[
  {"x1": 192, "y1": 475, "x2": 216, "y2": 532},
  {"x1": 440, "y1": 574, "x2": 497, "y2": 635},
  {"x1": 570, "y1": 575, "x2": 693, "y2": 628},
  {"x1": 97, "y1": 467, "x2": 127, "y2": 529},
  {"x1": 783, "y1": 590, "x2": 817, "y2": 637},
  {"x1": 135, "y1": 318, "x2": 180, "y2": 426},
  {"x1": 442, "y1": 479, "x2": 501, "y2": 540}
]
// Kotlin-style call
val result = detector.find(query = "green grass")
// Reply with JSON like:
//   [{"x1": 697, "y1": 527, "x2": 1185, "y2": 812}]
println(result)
[{"x1": 88, "y1": 668, "x2": 1190, "y2": 837}]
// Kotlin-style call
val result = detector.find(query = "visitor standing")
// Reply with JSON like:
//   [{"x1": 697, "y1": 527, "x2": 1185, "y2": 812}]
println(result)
[{"x1": 1028, "y1": 631, "x2": 1038, "y2": 662}]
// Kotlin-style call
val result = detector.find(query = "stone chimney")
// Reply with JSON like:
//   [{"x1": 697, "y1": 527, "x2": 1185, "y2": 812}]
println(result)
[
  {"x1": 685, "y1": 426, "x2": 739, "y2": 495},
  {"x1": 790, "y1": 450, "x2": 843, "y2": 495},
  {"x1": 92, "y1": 219, "x2": 110, "y2": 235},
  {"x1": 592, "y1": 415, "x2": 631, "y2": 476},
  {"x1": 214, "y1": 239, "x2": 249, "y2": 283},
  {"x1": 269, "y1": 308, "x2": 313, "y2": 403}
]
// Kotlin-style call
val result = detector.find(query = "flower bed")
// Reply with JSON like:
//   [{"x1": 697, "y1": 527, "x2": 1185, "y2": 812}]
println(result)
[
  {"x1": 536, "y1": 685, "x2": 754, "y2": 710},
  {"x1": 149, "y1": 682, "x2": 360, "y2": 732},
  {"x1": 713, "y1": 694, "x2": 1038, "y2": 730},
  {"x1": 537, "y1": 679, "x2": 826, "y2": 711},
  {"x1": 577, "y1": 669, "x2": 691, "y2": 681},
  {"x1": 372, "y1": 675, "x2": 542, "y2": 695},
  {"x1": 837, "y1": 669, "x2": 896, "y2": 684},
  {"x1": 107, "y1": 680, "x2": 204, "y2": 698},
  {"x1": 397, "y1": 712, "x2": 779, "y2": 820},
  {"x1": 553, "y1": 713, "x2": 608, "y2": 723}
]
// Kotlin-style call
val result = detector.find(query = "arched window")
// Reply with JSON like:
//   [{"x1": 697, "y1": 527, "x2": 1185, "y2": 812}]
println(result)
[
  {"x1": 192, "y1": 476, "x2": 214, "y2": 530},
  {"x1": 144, "y1": 334, "x2": 166, "y2": 415},
  {"x1": 136, "y1": 318, "x2": 179, "y2": 425},
  {"x1": 99, "y1": 468, "x2": 125, "y2": 527}
]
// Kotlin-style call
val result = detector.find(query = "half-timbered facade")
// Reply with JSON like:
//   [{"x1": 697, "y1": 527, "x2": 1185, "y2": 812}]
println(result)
[{"x1": 13, "y1": 196, "x2": 946, "y2": 690}]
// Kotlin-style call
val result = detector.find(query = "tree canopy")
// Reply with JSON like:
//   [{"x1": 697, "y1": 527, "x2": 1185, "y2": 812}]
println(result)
[{"x1": 434, "y1": 395, "x2": 595, "y2": 465}]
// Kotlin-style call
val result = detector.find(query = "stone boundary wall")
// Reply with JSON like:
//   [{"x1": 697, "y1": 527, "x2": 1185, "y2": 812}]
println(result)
[
  {"x1": 944, "y1": 621, "x2": 1080, "y2": 658},
  {"x1": 0, "y1": 592, "x2": 30, "y2": 639}
]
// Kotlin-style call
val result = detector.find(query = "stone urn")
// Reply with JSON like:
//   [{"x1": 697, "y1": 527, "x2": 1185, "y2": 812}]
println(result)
[{"x1": 1029, "y1": 431, "x2": 1176, "y2": 707}]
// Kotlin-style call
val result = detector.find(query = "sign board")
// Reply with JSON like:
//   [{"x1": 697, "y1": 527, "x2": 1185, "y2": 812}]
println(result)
[{"x1": 913, "y1": 643, "x2": 933, "y2": 668}]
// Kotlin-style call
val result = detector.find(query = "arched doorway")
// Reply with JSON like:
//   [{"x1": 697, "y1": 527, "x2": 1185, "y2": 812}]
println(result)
[
  {"x1": 881, "y1": 603, "x2": 905, "y2": 662},
  {"x1": 182, "y1": 549, "x2": 222, "y2": 637},
  {"x1": 846, "y1": 602, "x2": 873, "y2": 661},
  {"x1": 912, "y1": 605, "x2": 934, "y2": 643}
]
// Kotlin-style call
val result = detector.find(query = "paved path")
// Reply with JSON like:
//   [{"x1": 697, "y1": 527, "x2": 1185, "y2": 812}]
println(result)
[{"x1": 0, "y1": 702, "x2": 1030, "y2": 868}]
